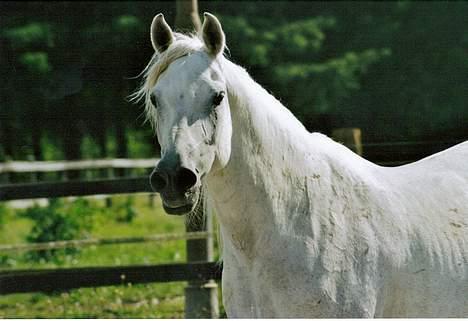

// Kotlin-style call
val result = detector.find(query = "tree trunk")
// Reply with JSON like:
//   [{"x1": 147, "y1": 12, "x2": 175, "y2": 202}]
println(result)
[
  {"x1": 0, "y1": 119, "x2": 14, "y2": 161},
  {"x1": 114, "y1": 116, "x2": 128, "y2": 177},
  {"x1": 175, "y1": 0, "x2": 201, "y2": 32},
  {"x1": 31, "y1": 129, "x2": 43, "y2": 161},
  {"x1": 62, "y1": 94, "x2": 83, "y2": 180}
]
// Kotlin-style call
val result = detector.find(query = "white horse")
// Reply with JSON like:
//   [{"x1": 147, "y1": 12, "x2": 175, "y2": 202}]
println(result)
[{"x1": 134, "y1": 13, "x2": 468, "y2": 318}]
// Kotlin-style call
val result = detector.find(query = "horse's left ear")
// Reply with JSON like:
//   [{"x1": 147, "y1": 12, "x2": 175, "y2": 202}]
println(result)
[{"x1": 201, "y1": 12, "x2": 225, "y2": 56}]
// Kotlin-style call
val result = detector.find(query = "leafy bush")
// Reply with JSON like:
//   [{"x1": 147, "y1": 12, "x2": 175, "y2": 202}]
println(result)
[
  {"x1": 112, "y1": 196, "x2": 137, "y2": 223},
  {"x1": 21, "y1": 198, "x2": 97, "y2": 262}
]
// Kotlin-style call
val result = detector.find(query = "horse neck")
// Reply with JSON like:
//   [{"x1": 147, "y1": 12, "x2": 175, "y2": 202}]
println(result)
[
  {"x1": 205, "y1": 59, "x2": 379, "y2": 251},
  {"x1": 221, "y1": 58, "x2": 311, "y2": 166},
  {"x1": 205, "y1": 59, "x2": 329, "y2": 241}
]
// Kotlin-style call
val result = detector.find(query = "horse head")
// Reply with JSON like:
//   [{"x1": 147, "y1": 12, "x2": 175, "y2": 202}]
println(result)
[{"x1": 142, "y1": 13, "x2": 232, "y2": 215}]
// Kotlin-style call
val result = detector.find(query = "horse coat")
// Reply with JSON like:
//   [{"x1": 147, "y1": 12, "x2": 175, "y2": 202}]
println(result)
[{"x1": 136, "y1": 13, "x2": 468, "y2": 318}]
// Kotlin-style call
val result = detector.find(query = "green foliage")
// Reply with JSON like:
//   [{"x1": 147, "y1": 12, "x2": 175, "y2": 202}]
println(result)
[
  {"x1": 81, "y1": 135, "x2": 103, "y2": 159},
  {"x1": 126, "y1": 130, "x2": 155, "y2": 158},
  {"x1": 270, "y1": 17, "x2": 335, "y2": 58},
  {"x1": 21, "y1": 198, "x2": 96, "y2": 262},
  {"x1": 222, "y1": 16, "x2": 335, "y2": 68},
  {"x1": 0, "y1": 2, "x2": 466, "y2": 162},
  {"x1": 0, "y1": 195, "x2": 190, "y2": 317},
  {"x1": 40, "y1": 134, "x2": 65, "y2": 160},
  {"x1": 114, "y1": 15, "x2": 141, "y2": 32},
  {"x1": 223, "y1": 14, "x2": 391, "y2": 123},
  {"x1": 3, "y1": 22, "x2": 54, "y2": 49},
  {"x1": 19, "y1": 51, "x2": 50, "y2": 74},
  {"x1": 275, "y1": 48, "x2": 391, "y2": 115},
  {"x1": 105, "y1": 196, "x2": 138, "y2": 223}
]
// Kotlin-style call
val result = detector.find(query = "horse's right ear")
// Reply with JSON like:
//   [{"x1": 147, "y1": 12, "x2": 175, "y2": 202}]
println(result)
[{"x1": 150, "y1": 13, "x2": 174, "y2": 53}]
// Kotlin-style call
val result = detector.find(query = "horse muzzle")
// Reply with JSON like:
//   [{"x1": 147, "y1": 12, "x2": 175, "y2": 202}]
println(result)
[{"x1": 150, "y1": 164, "x2": 200, "y2": 215}]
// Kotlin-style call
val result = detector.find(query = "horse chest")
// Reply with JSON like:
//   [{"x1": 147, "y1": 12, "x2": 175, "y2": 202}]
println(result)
[{"x1": 222, "y1": 234, "x2": 380, "y2": 318}]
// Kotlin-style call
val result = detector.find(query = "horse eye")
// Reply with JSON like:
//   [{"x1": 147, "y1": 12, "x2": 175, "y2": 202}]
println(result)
[
  {"x1": 212, "y1": 91, "x2": 225, "y2": 107},
  {"x1": 150, "y1": 94, "x2": 158, "y2": 108}
]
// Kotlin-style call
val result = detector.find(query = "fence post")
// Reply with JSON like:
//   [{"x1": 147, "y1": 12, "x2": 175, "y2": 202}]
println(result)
[
  {"x1": 184, "y1": 207, "x2": 219, "y2": 318},
  {"x1": 332, "y1": 127, "x2": 363, "y2": 156}
]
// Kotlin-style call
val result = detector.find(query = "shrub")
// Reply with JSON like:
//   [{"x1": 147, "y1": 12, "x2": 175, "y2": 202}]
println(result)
[
  {"x1": 21, "y1": 198, "x2": 96, "y2": 262},
  {"x1": 113, "y1": 196, "x2": 137, "y2": 223}
]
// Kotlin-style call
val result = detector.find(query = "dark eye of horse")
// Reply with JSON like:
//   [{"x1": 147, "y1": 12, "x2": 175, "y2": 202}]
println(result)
[
  {"x1": 150, "y1": 94, "x2": 158, "y2": 108},
  {"x1": 213, "y1": 91, "x2": 225, "y2": 107}
]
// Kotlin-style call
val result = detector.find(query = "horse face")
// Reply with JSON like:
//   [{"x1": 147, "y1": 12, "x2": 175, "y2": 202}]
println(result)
[{"x1": 148, "y1": 14, "x2": 232, "y2": 215}]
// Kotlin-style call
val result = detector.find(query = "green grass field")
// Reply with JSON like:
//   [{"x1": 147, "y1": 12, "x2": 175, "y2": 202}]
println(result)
[{"x1": 0, "y1": 194, "x2": 223, "y2": 318}]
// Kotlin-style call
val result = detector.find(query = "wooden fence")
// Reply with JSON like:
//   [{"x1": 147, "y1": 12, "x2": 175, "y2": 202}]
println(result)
[
  {"x1": 0, "y1": 262, "x2": 222, "y2": 295},
  {"x1": 0, "y1": 158, "x2": 158, "y2": 184},
  {"x1": 0, "y1": 158, "x2": 158, "y2": 174},
  {"x1": 331, "y1": 128, "x2": 465, "y2": 165},
  {"x1": 0, "y1": 159, "x2": 220, "y2": 318}
]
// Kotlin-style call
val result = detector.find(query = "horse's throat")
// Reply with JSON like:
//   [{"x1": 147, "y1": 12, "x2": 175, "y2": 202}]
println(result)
[{"x1": 206, "y1": 96, "x2": 300, "y2": 256}]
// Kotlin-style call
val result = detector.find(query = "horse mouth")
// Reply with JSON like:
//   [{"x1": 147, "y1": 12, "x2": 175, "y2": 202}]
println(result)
[
  {"x1": 162, "y1": 202, "x2": 194, "y2": 215},
  {"x1": 160, "y1": 187, "x2": 200, "y2": 215}
]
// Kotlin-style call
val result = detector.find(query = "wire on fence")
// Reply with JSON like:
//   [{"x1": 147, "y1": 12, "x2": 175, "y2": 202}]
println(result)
[{"x1": 0, "y1": 231, "x2": 212, "y2": 253}]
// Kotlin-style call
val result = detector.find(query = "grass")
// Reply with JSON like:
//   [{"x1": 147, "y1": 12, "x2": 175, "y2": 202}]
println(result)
[
  {"x1": 0, "y1": 283, "x2": 186, "y2": 318},
  {"x1": 0, "y1": 194, "x2": 223, "y2": 318}
]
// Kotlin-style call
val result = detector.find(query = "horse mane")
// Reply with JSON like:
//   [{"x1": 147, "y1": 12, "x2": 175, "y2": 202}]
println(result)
[{"x1": 130, "y1": 33, "x2": 204, "y2": 127}]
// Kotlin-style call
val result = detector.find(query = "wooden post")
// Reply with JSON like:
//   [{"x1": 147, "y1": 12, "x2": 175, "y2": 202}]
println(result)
[
  {"x1": 184, "y1": 205, "x2": 219, "y2": 318},
  {"x1": 332, "y1": 127, "x2": 363, "y2": 156},
  {"x1": 175, "y1": 0, "x2": 202, "y2": 32}
]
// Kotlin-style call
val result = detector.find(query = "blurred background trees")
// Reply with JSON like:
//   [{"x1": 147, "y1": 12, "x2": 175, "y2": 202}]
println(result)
[{"x1": 1, "y1": 1, "x2": 467, "y2": 162}]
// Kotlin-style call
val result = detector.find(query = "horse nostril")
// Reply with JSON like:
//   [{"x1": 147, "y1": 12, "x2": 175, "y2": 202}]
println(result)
[
  {"x1": 176, "y1": 167, "x2": 198, "y2": 191},
  {"x1": 150, "y1": 170, "x2": 168, "y2": 192}
]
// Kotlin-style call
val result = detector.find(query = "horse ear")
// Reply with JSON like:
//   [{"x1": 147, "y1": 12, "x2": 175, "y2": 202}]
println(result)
[
  {"x1": 150, "y1": 13, "x2": 174, "y2": 53},
  {"x1": 201, "y1": 12, "x2": 225, "y2": 56}
]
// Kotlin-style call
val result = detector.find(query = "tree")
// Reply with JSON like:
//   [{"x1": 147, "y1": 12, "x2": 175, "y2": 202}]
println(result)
[
  {"x1": 175, "y1": 0, "x2": 201, "y2": 32},
  {"x1": 0, "y1": 1, "x2": 466, "y2": 164}
]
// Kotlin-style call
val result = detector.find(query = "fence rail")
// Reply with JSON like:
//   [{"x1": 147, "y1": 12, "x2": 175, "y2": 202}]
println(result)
[
  {"x1": 362, "y1": 139, "x2": 465, "y2": 165},
  {"x1": 0, "y1": 231, "x2": 212, "y2": 253},
  {"x1": 1, "y1": 140, "x2": 465, "y2": 177},
  {"x1": 0, "y1": 262, "x2": 222, "y2": 295},
  {"x1": 0, "y1": 161, "x2": 219, "y2": 317},
  {"x1": 0, "y1": 158, "x2": 158, "y2": 174},
  {"x1": 0, "y1": 177, "x2": 151, "y2": 201}
]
